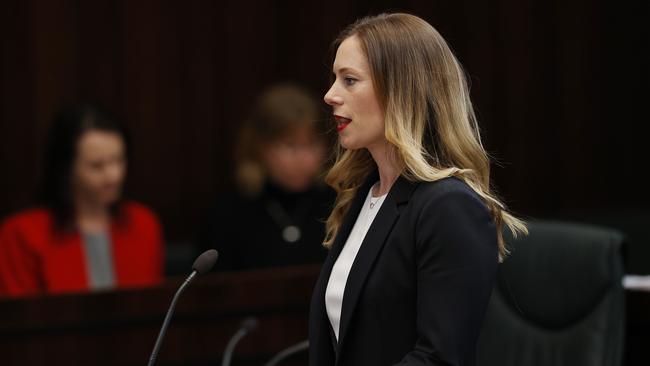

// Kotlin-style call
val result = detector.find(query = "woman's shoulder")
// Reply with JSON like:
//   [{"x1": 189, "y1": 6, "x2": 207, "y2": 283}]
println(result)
[
  {"x1": 120, "y1": 201, "x2": 161, "y2": 227},
  {"x1": 414, "y1": 176, "x2": 482, "y2": 204},
  {"x1": 203, "y1": 189, "x2": 256, "y2": 220},
  {"x1": 0, "y1": 208, "x2": 56, "y2": 252},
  {"x1": 409, "y1": 176, "x2": 491, "y2": 224},
  {"x1": 1, "y1": 207, "x2": 53, "y2": 232},
  {"x1": 410, "y1": 177, "x2": 496, "y2": 247}
]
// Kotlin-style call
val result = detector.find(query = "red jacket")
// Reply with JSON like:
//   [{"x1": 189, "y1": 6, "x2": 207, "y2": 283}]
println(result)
[{"x1": 0, "y1": 201, "x2": 163, "y2": 298}]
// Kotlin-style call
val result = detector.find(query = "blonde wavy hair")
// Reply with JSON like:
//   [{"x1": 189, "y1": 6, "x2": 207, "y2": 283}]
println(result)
[{"x1": 323, "y1": 13, "x2": 527, "y2": 258}]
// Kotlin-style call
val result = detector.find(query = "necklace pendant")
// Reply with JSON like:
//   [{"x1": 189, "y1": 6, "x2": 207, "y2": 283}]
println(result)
[{"x1": 282, "y1": 225, "x2": 302, "y2": 243}]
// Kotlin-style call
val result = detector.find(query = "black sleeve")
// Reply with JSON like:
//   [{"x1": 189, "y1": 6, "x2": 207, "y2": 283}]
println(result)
[{"x1": 395, "y1": 190, "x2": 498, "y2": 365}]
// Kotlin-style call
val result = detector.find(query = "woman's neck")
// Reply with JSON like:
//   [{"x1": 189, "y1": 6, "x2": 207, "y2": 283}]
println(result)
[
  {"x1": 75, "y1": 197, "x2": 110, "y2": 234},
  {"x1": 368, "y1": 141, "x2": 400, "y2": 197}
]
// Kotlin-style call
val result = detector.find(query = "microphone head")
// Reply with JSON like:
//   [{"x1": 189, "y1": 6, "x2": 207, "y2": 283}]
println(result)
[
  {"x1": 192, "y1": 249, "x2": 219, "y2": 274},
  {"x1": 240, "y1": 317, "x2": 258, "y2": 333}
]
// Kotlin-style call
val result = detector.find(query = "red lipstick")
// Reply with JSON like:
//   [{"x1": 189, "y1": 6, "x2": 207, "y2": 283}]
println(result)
[{"x1": 335, "y1": 115, "x2": 352, "y2": 133}]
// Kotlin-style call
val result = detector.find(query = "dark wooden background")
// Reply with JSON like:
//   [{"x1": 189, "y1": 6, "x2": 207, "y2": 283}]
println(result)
[
  {"x1": 1, "y1": 0, "x2": 648, "y2": 250},
  {"x1": 1, "y1": 2, "x2": 650, "y2": 365},
  {"x1": 0, "y1": 266, "x2": 320, "y2": 366}
]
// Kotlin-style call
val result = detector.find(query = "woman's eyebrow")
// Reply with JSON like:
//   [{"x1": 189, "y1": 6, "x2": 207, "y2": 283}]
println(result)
[{"x1": 333, "y1": 66, "x2": 362, "y2": 75}]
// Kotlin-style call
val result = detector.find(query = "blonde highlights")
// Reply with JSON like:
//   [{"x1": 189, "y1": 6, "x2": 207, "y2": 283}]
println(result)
[{"x1": 324, "y1": 13, "x2": 526, "y2": 258}]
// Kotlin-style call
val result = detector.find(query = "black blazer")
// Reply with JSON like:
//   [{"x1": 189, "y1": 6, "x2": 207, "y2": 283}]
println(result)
[{"x1": 309, "y1": 173, "x2": 498, "y2": 366}]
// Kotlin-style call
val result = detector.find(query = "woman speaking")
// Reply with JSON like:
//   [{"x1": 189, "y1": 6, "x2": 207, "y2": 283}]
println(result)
[{"x1": 309, "y1": 13, "x2": 526, "y2": 365}]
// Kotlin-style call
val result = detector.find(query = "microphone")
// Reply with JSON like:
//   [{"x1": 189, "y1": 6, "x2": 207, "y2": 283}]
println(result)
[
  {"x1": 147, "y1": 249, "x2": 219, "y2": 366},
  {"x1": 221, "y1": 317, "x2": 259, "y2": 366},
  {"x1": 263, "y1": 340, "x2": 309, "y2": 366}
]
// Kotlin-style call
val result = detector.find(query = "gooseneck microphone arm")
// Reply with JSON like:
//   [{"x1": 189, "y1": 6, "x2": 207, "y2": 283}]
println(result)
[
  {"x1": 221, "y1": 317, "x2": 258, "y2": 366},
  {"x1": 147, "y1": 271, "x2": 197, "y2": 366},
  {"x1": 263, "y1": 340, "x2": 309, "y2": 366},
  {"x1": 147, "y1": 249, "x2": 219, "y2": 366}
]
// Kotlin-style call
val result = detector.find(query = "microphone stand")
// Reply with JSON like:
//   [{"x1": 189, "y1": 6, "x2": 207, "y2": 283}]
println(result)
[
  {"x1": 221, "y1": 317, "x2": 258, "y2": 366},
  {"x1": 147, "y1": 271, "x2": 197, "y2": 366},
  {"x1": 263, "y1": 340, "x2": 309, "y2": 366},
  {"x1": 146, "y1": 248, "x2": 218, "y2": 366}
]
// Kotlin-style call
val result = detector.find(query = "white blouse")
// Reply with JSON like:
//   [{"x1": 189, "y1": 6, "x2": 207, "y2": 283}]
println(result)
[{"x1": 325, "y1": 183, "x2": 387, "y2": 340}]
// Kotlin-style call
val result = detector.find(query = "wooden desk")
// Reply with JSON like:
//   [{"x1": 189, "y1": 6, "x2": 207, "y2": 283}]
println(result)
[
  {"x1": 0, "y1": 265, "x2": 321, "y2": 366},
  {"x1": 2, "y1": 266, "x2": 649, "y2": 366}
]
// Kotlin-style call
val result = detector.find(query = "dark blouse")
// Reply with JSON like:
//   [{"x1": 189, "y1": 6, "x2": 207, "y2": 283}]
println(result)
[{"x1": 197, "y1": 181, "x2": 334, "y2": 271}]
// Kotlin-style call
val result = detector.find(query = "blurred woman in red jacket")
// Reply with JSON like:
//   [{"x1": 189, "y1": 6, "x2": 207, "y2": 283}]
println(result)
[{"x1": 0, "y1": 104, "x2": 163, "y2": 298}]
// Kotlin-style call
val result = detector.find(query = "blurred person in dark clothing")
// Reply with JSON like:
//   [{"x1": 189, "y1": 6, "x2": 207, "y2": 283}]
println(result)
[
  {"x1": 0, "y1": 104, "x2": 164, "y2": 298},
  {"x1": 198, "y1": 83, "x2": 334, "y2": 271}
]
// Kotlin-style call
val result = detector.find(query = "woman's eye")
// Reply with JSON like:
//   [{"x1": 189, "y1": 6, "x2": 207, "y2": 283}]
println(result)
[{"x1": 344, "y1": 77, "x2": 357, "y2": 86}]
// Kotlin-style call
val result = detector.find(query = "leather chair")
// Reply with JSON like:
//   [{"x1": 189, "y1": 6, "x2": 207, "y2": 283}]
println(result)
[{"x1": 477, "y1": 221, "x2": 625, "y2": 366}]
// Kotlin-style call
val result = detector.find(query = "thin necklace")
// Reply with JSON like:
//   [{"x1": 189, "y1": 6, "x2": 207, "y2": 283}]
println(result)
[
  {"x1": 369, "y1": 195, "x2": 381, "y2": 209},
  {"x1": 369, "y1": 183, "x2": 385, "y2": 209}
]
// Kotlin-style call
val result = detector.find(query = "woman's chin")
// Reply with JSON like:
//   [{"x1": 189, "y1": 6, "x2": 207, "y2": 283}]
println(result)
[
  {"x1": 99, "y1": 192, "x2": 121, "y2": 206},
  {"x1": 339, "y1": 137, "x2": 360, "y2": 150}
]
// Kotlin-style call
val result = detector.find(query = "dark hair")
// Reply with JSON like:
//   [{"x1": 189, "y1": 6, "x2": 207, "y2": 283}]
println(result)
[{"x1": 38, "y1": 104, "x2": 131, "y2": 229}]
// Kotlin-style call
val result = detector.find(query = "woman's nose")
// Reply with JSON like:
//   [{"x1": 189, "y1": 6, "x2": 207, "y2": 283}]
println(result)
[{"x1": 324, "y1": 84, "x2": 342, "y2": 106}]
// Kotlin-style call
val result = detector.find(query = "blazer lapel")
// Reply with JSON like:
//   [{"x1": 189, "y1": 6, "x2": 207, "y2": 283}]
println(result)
[
  {"x1": 336, "y1": 176, "x2": 417, "y2": 353},
  {"x1": 320, "y1": 173, "x2": 378, "y2": 285},
  {"x1": 311, "y1": 173, "x2": 379, "y2": 361}
]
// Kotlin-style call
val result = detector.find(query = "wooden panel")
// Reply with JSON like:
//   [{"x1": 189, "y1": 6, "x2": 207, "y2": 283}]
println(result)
[
  {"x1": 0, "y1": 265, "x2": 320, "y2": 366},
  {"x1": 0, "y1": 0, "x2": 648, "y2": 240}
]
